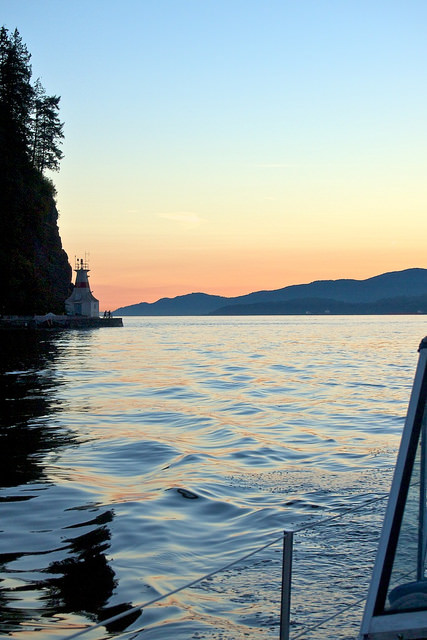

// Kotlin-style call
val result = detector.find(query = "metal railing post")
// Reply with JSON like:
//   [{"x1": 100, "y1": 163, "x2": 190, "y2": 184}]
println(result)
[{"x1": 279, "y1": 530, "x2": 293, "y2": 640}]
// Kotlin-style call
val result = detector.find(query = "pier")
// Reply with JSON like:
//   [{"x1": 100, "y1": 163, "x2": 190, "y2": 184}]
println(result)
[{"x1": 0, "y1": 315, "x2": 123, "y2": 330}]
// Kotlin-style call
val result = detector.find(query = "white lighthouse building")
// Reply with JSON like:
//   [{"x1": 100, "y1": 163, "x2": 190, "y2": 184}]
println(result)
[{"x1": 65, "y1": 257, "x2": 99, "y2": 317}]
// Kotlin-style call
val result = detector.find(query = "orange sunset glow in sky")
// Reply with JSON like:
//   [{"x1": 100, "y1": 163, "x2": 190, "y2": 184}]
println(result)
[{"x1": 2, "y1": 0, "x2": 427, "y2": 310}]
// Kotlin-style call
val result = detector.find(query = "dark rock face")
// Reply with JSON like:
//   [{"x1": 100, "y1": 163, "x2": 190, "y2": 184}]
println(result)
[
  {"x1": 0, "y1": 160, "x2": 72, "y2": 315},
  {"x1": 32, "y1": 197, "x2": 72, "y2": 314}
]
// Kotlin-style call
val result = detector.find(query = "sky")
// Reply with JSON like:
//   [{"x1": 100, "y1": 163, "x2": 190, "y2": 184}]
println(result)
[{"x1": 1, "y1": 0, "x2": 427, "y2": 310}]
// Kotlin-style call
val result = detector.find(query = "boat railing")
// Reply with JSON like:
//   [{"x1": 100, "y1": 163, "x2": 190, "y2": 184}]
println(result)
[
  {"x1": 280, "y1": 491, "x2": 389, "y2": 639},
  {"x1": 58, "y1": 490, "x2": 390, "y2": 640}
]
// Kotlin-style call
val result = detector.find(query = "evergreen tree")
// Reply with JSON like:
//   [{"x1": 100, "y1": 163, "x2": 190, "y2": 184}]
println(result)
[
  {"x1": 31, "y1": 79, "x2": 64, "y2": 172},
  {"x1": 0, "y1": 27, "x2": 34, "y2": 154},
  {"x1": 0, "y1": 26, "x2": 64, "y2": 172}
]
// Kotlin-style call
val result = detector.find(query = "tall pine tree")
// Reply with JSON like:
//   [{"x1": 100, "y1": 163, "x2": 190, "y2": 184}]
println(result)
[
  {"x1": 31, "y1": 79, "x2": 64, "y2": 173},
  {"x1": 0, "y1": 26, "x2": 64, "y2": 172}
]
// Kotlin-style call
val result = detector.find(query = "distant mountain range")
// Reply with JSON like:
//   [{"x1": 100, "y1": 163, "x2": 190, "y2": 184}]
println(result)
[{"x1": 114, "y1": 268, "x2": 427, "y2": 316}]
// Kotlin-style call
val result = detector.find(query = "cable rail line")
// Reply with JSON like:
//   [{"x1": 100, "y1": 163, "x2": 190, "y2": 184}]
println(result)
[{"x1": 59, "y1": 490, "x2": 389, "y2": 640}]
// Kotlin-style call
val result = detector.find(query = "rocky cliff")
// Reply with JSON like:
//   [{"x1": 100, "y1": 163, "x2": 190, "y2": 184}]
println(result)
[{"x1": 0, "y1": 158, "x2": 72, "y2": 315}]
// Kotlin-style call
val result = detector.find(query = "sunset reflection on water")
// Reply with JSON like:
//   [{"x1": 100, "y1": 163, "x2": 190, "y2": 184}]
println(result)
[{"x1": 1, "y1": 317, "x2": 425, "y2": 638}]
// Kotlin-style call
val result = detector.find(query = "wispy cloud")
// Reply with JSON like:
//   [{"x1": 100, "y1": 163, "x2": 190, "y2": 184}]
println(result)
[
  {"x1": 158, "y1": 212, "x2": 203, "y2": 228},
  {"x1": 254, "y1": 163, "x2": 298, "y2": 169}
]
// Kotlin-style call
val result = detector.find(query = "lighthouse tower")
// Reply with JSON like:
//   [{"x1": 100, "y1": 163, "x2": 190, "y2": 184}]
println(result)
[{"x1": 65, "y1": 257, "x2": 99, "y2": 317}]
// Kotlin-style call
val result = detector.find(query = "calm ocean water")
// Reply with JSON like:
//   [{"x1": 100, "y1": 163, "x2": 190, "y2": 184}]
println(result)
[{"x1": 1, "y1": 316, "x2": 426, "y2": 639}]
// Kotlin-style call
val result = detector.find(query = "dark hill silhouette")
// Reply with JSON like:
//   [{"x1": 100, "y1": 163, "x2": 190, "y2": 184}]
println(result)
[
  {"x1": 115, "y1": 292, "x2": 229, "y2": 316},
  {"x1": 114, "y1": 268, "x2": 427, "y2": 316},
  {"x1": 237, "y1": 268, "x2": 427, "y2": 305},
  {"x1": 209, "y1": 294, "x2": 427, "y2": 316}
]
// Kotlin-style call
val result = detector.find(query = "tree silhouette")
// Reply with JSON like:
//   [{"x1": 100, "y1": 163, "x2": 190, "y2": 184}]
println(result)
[
  {"x1": 0, "y1": 26, "x2": 64, "y2": 173},
  {"x1": 31, "y1": 79, "x2": 64, "y2": 172},
  {"x1": 0, "y1": 27, "x2": 33, "y2": 154}
]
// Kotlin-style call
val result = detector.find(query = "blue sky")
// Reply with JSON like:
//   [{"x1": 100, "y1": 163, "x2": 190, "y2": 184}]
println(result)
[{"x1": 2, "y1": 1, "x2": 427, "y2": 307}]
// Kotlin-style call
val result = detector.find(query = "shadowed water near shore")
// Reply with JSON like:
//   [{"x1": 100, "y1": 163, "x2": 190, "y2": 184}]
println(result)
[
  {"x1": 0, "y1": 332, "x2": 139, "y2": 635},
  {"x1": 0, "y1": 317, "x2": 425, "y2": 638}
]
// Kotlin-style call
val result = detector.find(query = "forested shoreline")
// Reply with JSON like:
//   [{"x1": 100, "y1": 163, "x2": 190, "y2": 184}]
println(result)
[{"x1": 0, "y1": 27, "x2": 71, "y2": 315}]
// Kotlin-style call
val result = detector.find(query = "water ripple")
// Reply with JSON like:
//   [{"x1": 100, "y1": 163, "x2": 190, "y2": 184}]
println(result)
[{"x1": 0, "y1": 316, "x2": 425, "y2": 638}]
